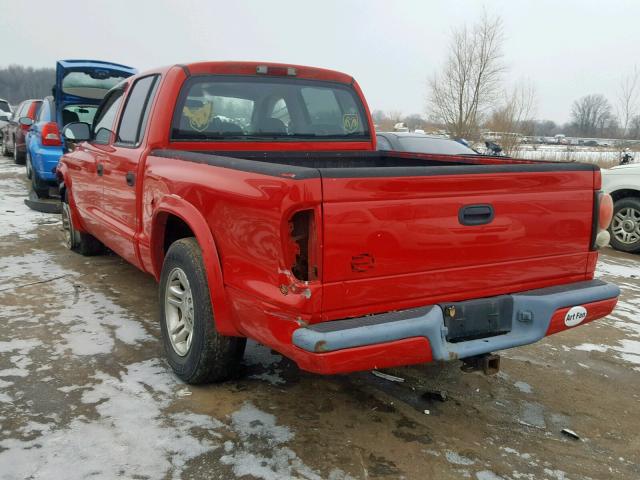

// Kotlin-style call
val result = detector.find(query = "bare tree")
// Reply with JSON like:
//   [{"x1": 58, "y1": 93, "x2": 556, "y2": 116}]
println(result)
[
  {"x1": 570, "y1": 94, "x2": 612, "y2": 137},
  {"x1": 485, "y1": 81, "x2": 537, "y2": 155},
  {"x1": 428, "y1": 13, "x2": 506, "y2": 139},
  {"x1": 616, "y1": 66, "x2": 640, "y2": 139}
]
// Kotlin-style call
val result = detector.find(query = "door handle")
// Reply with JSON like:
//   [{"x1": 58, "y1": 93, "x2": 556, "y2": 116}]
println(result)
[
  {"x1": 125, "y1": 171, "x2": 135, "y2": 187},
  {"x1": 459, "y1": 204, "x2": 494, "y2": 226},
  {"x1": 97, "y1": 163, "x2": 104, "y2": 176}
]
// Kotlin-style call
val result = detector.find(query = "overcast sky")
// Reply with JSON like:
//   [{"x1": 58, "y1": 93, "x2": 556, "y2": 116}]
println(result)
[{"x1": 1, "y1": 0, "x2": 638, "y2": 123}]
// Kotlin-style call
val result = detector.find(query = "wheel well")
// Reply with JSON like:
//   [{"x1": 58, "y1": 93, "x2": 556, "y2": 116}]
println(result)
[
  {"x1": 610, "y1": 189, "x2": 640, "y2": 202},
  {"x1": 163, "y1": 215, "x2": 195, "y2": 253}
]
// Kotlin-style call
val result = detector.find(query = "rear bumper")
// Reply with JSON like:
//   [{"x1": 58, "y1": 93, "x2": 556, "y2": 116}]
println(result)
[
  {"x1": 292, "y1": 279, "x2": 619, "y2": 374},
  {"x1": 31, "y1": 144, "x2": 63, "y2": 182}
]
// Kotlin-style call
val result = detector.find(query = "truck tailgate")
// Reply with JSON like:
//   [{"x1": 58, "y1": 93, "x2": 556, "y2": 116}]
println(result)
[{"x1": 320, "y1": 167, "x2": 596, "y2": 318}]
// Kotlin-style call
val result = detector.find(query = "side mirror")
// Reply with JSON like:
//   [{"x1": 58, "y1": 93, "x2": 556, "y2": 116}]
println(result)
[
  {"x1": 19, "y1": 117, "x2": 34, "y2": 127},
  {"x1": 63, "y1": 122, "x2": 91, "y2": 142}
]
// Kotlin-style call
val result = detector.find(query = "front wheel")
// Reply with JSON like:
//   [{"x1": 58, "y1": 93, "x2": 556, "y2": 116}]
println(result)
[
  {"x1": 61, "y1": 191, "x2": 103, "y2": 255},
  {"x1": 160, "y1": 237, "x2": 246, "y2": 384},
  {"x1": 609, "y1": 197, "x2": 640, "y2": 253}
]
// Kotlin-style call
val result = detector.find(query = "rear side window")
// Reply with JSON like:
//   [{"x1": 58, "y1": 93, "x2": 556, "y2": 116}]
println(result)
[
  {"x1": 116, "y1": 75, "x2": 159, "y2": 145},
  {"x1": 0, "y1": 101, "x2": 10, "y2": 113},
  {"x1": 37, "y1": 100, "x2": 52, "y2": 122},
  {"x1": 93, "y1": 90, "x2": 125, "y2": 144}
]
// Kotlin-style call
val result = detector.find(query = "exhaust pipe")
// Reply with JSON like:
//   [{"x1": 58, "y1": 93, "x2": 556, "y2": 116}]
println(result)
[{"x1": 460, "y1": 353, "x2": 500, "y2": 375}]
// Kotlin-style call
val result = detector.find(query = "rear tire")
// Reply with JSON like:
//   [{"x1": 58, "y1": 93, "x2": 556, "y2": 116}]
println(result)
[
  {"x1": 1, "y1": 138, "x2": 10, "y2": 157},
  {"x1": 61, "y1": 191, "x2": 103, "y2": 256},
  {"x1": 160, "y1": 237, "x2": 246, "y2": 384},
  {"x1": 13, "y1": 139, "x2": 25, "y2": 165},
  {"x1": 25, "y1": 151, "x2": 33, "y2": 179},
  {"x1": 31, "y1": 160, "x2": 49, "y2": 198},
  {"x1": 609, "y1": 197, "x2": 640, "y2": 253}
]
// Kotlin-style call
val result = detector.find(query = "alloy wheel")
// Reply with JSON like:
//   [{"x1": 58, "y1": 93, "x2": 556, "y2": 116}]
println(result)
[
  {"x1": 164, "y1": 267, "x2": 195, "y2": 356},
  {"x1": 611, "y1": 207, "x2": 640, "y2": 245}
]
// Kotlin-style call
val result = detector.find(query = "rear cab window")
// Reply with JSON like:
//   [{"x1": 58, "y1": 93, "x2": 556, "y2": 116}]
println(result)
[{"x1": 171, "y1": 76, "x2": 370, "y2": 142}]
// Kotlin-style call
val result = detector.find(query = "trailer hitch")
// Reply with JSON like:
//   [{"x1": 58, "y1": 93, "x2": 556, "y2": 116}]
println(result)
[{"x1": 460, "y1": 353, "x2": 501, "y2": 375}]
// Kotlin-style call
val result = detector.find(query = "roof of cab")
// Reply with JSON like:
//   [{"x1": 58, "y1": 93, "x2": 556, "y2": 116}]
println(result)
[{"x1": 176, "y1": 61, "x2": 355, "y2": 84}]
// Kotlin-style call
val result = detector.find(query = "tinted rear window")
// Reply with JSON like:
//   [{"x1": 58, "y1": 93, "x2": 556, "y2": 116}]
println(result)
[
  {"x1": 0, "y1": 101, "x2": 10, "y2": 113},
  {"x1": 62, "y1": 71, "x2": 129, "y2": 100},
  {"x1": 171, "y1": 75, "x2": 370, "y2": 141},
  {"x1": 396, "y1": 136, "x2": 477, "y2": 155}
]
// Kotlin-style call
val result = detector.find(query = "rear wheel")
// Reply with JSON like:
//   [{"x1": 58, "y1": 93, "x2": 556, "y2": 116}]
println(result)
[
  {"x1": 31, "y1": 166, "x2": 49, "y2": 198},
  {"x1": 1, "y1": 138, "x2": 9, "y2": 157},
  {"x1": 13, "y1": 139, "x2": 25, "y2": 165},
  {"x1": 25, "y1": 150, "x2": 33, "y2": 179},
  {"x1": 61, "y1": 191, "x2": 103, "y2": 255},
  {"x1": 160, "y1": 237, "x2": 246, "y2": 384},
  {"x1": 609, "y1": 197, "x2": 640, "y2": 253}
]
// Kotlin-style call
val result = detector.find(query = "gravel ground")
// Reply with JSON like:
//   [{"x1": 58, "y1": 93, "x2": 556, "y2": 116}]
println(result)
[{"x1": 0, "y1": 153, "x2": 639, "y2": 480}]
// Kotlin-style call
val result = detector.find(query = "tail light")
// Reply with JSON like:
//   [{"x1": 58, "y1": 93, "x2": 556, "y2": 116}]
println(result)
[
  {"x1": 591, "y1": 191, "x2": 613, "y2": 250},
  {"x1": 41, "y1": 122, "x2": 62, "y2": 147},
  {"x1": 287, "y1": 209, "x2": 318, "y2": 281}
]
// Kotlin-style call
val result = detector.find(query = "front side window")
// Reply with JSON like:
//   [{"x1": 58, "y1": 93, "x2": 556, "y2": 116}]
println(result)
[
  {"x1": 92, "y1": 90, "x2": 125, "y2": 144},
  {"x1": 171, "y1": 75, "x2": 370, "y2": 141},
  {"x1": 116, "y1": 75, "x2": 158, "y2": 145}
]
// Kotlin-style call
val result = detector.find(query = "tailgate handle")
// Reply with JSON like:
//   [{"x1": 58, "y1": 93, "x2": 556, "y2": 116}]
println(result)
[{"x1": 459, "y1": 204, "x2": 494, "y2": 226}]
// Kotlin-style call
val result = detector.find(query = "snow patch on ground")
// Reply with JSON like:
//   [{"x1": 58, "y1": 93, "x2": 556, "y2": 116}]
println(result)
[
  {"x1": 54, "y1": 288, "x2": 152, "y2": 356},
  {"x1": 0, "y1": 172, "x2": 59, "y2": 240},
  {"x1": 221, "y1": 402, "x2": 355, "y2": 480},
  {"x1": 445, "y1": 450, "x2": 475, "y2": 466},
  {"x1": 514, "y1": 381, "x2": 532, "y2": 394},
  {"x1": 0, "y1": 360, "x2": 221, "y2": 480}
]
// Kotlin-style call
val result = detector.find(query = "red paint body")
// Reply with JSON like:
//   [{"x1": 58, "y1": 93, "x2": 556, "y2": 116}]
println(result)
[{"x1": 57, "y1": 62, "x2": 617, "y2": 374}]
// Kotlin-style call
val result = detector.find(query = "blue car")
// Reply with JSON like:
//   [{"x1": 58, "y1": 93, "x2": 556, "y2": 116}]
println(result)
[{"x1": 25, "y1": 60, "x2": 136, "y2": 197}]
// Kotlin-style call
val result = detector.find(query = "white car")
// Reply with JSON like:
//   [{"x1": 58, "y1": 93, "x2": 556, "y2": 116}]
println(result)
[
  {"x1": 602, "y1": 163, "x2": 640, "y2": 253},
  {"x1": 0, "y1": 98, "x2": 11, "y2": 137}
]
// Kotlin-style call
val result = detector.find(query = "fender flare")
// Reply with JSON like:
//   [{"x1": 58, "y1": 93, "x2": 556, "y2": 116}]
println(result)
[{"x1": 151, "y1": 195, "x2": 240, "y2": 337}]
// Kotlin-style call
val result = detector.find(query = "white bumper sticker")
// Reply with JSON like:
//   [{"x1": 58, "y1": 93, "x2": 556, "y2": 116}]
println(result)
[{"x1": 565, "y1": 306, "x2": 588, "y2": 327}]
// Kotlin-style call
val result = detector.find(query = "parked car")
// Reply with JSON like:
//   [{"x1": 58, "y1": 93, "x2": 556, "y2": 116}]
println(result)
[
  {"x1": 22, "y1": 60, "x2": 136, "y2": 197},
  {"x1": 57, "y1": 61, "x2": 619, "y2": 385},
  {"x1": 0, "y1": 99, "x2": 12, "y2": 143},
  {"x1": 602, "y1": 163, "x2": 640, "y2": 252},
  {"x1": 376, "y1": 131, "x2": 479, "y2": 155},
  {"x1": 1, "y1": 99, "x2": 42, "y2": 163}
]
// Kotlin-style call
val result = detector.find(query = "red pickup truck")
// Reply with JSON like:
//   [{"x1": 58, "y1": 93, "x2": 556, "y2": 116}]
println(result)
[{"x1": 57, "y1": 61, "x2": 619, "y2": 384}]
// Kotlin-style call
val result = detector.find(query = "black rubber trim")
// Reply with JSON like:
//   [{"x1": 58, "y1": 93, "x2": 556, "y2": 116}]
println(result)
[
  {"x1": 516, "y1": 279, "x2": 607, "y2": 296},
  {"x1": 176, "y1": 64, "x2": 191, "y2": 77},
  {"x1": 150, "y1": 149, "x2": 597, "y2": 180},
  {"x1": 307, "y1": 307, "x2": 434, "y2": 333},
  {"x1": 151, "y1": 149, "x2": 321, "y2": 179},
  {"x1": 590, "y1": 191, "x2": 602, "y2": 251},
  {"x1": 318, "y1": 162, "x2": 596, "y2": 178}
]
